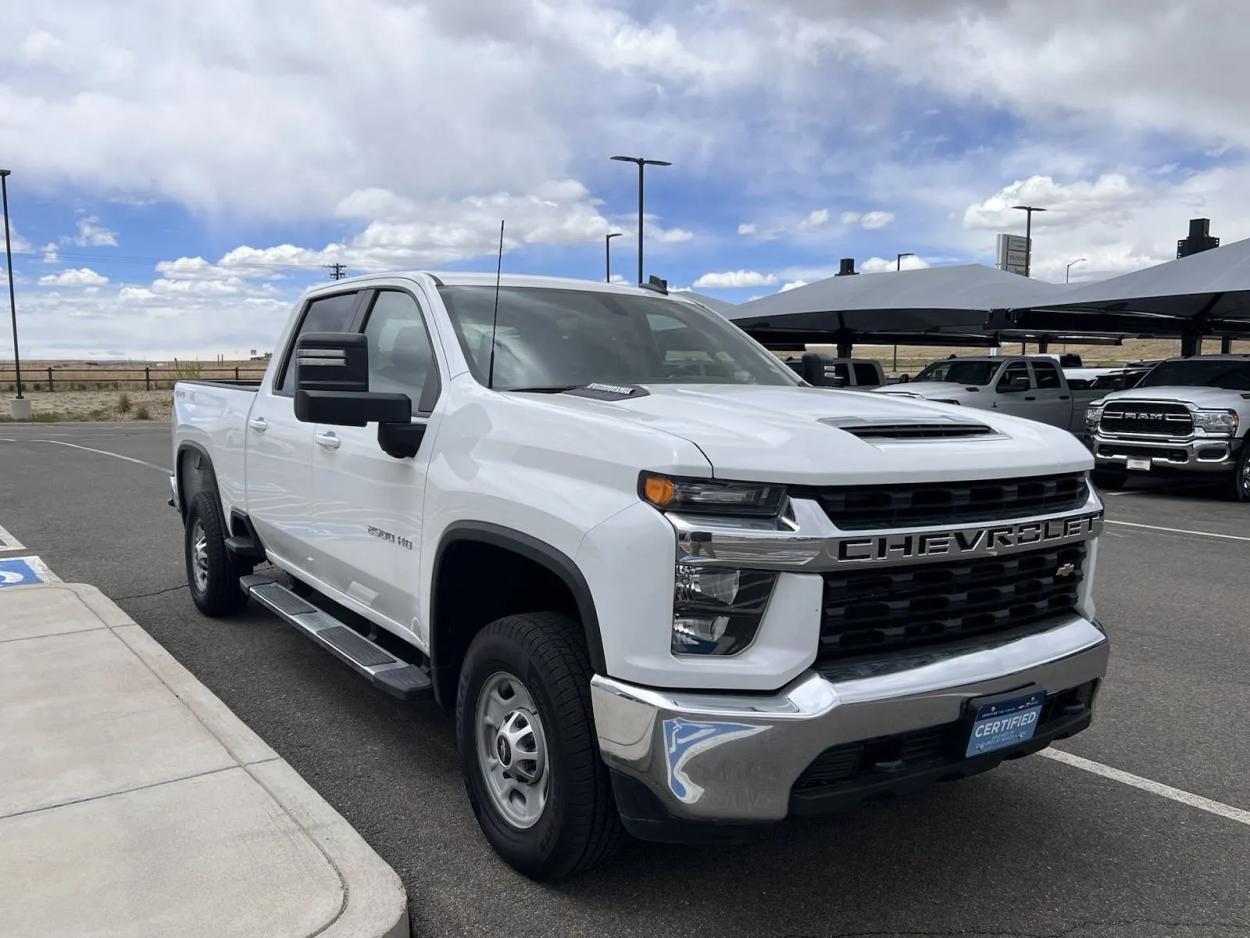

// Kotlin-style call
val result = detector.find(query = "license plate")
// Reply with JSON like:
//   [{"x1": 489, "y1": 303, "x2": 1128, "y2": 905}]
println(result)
[
  {"x1": 1126, "y1": 456, "x2": 1151, "y2": 471},
  {"x1": 966, "y1": 690, "x2": 1045, "y2": 758}
]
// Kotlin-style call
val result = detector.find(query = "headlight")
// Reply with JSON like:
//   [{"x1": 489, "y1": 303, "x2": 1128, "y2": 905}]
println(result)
[
  {"x1": 640, "y1": 472, "x2": 786, "y2": 517},
  {"x1": 1085, "y1": 404, "x2": 1104, "y2": 429},
  {"x1": 671, "y1": 563, "x2": 776, "y2": 655},
  {"x1": 1193, "y1": 410, "x2": 1238, "y2": 433}
]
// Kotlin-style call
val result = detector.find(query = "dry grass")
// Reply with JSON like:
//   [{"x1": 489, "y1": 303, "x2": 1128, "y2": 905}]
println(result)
[{"x1": 0, "y1": 389, "x2": 173, "y2": 423}]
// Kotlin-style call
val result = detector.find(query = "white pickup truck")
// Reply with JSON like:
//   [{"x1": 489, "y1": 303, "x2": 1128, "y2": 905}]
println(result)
[
  {"x1": 874, "y1": 356, "x2": 1093, "y2": 433},
  {"x1": 172, "y1": 272, "x2": 1109, "y2": 878},
  {"x1": 1086, "y1": 354, "x2": 1250, "y2": 499}
]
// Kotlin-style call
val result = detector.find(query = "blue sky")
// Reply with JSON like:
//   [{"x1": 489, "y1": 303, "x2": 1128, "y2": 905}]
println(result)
[{"x1": 3, "y1": 0, "x2": 1250, "y2": 359}]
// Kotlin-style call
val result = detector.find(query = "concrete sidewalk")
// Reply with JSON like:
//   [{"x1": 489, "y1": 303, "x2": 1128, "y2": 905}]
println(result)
[{"x1": 0, "y1": 583, "x2": 409, "y2": 938}]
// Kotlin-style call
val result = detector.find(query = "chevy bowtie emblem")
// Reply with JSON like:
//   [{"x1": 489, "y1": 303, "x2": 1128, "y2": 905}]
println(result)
[{"x1": 1055, "y1": 562, "x2": 1076, "y2": 578}]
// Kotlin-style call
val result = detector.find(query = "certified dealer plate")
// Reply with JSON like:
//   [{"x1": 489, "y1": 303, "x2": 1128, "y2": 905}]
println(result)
[
  {"x1": 1126, "y1": 456, "x2": 1151, "y2": 471},
  {"x1": 965, "y1": 690, "x2": 1045, "y2": 758}
]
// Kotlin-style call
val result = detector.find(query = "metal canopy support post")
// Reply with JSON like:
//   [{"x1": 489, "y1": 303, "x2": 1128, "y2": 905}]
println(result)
[{"x1": 0, "y1": 171, "x2": 21, "y2": 400}]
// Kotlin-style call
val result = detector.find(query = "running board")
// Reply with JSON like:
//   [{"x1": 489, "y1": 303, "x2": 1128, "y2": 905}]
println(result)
[{"x1": 240, "y1": 574, "x2": 432, "y2": 701}]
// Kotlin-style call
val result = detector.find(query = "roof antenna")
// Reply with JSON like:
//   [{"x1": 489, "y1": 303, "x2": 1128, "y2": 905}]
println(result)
[{"x1": 487, "y1": 219, "x2": 505, "y2": 389}]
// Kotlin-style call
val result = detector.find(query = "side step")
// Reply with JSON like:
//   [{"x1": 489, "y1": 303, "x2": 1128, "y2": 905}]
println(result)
[{"x1": 240, "y1": 574, "x2": 432, "y2": 701}]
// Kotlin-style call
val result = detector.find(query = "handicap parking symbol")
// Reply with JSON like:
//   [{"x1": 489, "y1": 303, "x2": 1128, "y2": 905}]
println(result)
[{"x1": 0, "y1": 557, "x2": 54, "y2": 588}]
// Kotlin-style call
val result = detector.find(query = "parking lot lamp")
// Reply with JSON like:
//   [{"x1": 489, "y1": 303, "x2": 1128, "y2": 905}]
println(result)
[
  {"x1": 1, "y1": 169, "x2": 22, "y2": 405},
  {"x1": 1065, "y1": 258, "x2": 1086, "y2": 283},
  {"x1": 896, "y1": 252, "x2": 914, "y2": 271},
  {"x1": 610, "y1": 156, "x2": 671, "y2": 284}
]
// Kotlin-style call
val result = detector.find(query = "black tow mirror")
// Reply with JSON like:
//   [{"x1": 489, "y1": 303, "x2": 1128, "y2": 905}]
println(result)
[{"x1": 293, "y1": 332, "x2": 411, "y2": 427}]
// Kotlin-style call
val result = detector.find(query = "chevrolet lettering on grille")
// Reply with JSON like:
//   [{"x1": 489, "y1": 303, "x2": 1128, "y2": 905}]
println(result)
[{"x1": 833, "y1": 513, "x2": 1102, "y2": 565}]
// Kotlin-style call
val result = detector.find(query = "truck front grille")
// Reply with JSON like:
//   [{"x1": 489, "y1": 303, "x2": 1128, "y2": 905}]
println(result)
[
  {"x1": 802, "y1": 473, "x2": 1088, "y2": 531},
  {"x1": 818, "y1": 543, "x2": 1086, "y2": 660},
  {"x1": 1100, "y1": 402, "x2": 1192, "y2": 436}
]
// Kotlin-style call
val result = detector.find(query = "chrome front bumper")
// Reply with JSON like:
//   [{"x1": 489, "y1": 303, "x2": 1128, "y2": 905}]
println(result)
[
  {"x1": 591, "y1": 615, "x2": 1108, "y2": 825},
  {"x1": 1094, "y1": 433, "x2": 1242, "y2": 472}
]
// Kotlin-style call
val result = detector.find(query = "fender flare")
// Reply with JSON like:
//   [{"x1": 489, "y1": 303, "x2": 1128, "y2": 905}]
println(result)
[
  {"x1": 430, "y1": 522, "x2": 608, "y2": 700},
  {"x1": 174, "y1": 441, "x2": 220, "y2": 516}
]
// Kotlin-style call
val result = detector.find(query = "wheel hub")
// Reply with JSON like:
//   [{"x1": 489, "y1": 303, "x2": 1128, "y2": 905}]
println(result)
[
  {"x1": 190, "y1": 520, "x2": 209, "y2": 592},
  {"x1": 475, "y1": 672, "x2": 550, "y2": 829}
]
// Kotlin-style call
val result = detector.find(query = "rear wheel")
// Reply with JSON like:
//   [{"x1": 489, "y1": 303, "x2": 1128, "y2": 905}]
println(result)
[
  {"x1": 1222, "y1": 444, "x2": 1250, "y2": 502},
  {"x1": 456, "y1": 612, "x2": 622, "y2": 879},
  {"x1": 184, "y1": 491, "x2": 253, "y2": 616}
]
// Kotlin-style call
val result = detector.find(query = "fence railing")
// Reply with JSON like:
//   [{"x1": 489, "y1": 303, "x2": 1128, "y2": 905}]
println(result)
[{"x1": 0, "y1": 367, "x2": 269, "y2": 392}]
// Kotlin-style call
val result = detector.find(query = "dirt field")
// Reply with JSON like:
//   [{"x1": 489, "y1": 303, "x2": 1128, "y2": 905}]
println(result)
[{"x1": 0, "y1": 390, "x2": 173, "y2": 423}]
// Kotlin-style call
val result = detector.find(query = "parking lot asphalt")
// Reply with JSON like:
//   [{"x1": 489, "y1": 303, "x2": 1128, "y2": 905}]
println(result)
[{"x1": 2, "y1": 422, "x2": 1248, "y2": 938}]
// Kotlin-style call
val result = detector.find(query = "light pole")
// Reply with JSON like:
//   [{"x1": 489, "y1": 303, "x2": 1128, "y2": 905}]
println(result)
[
  {"x1": 604, "y1": 232, "x2": 622, "y2": 283},
  {"x1": 1012, "y1": 205, "x2": 1047, "y2": 277},
  {"x1": 610, "y1": 155, "x2": 671, "y2": 284},
  {"x1": 1065, "y1": 257, "x2": 1086, "y2": 283},
  {"x1": 896, "y1": 252, "x2": 914, "y2": 271},
  {"x1": 0, "y1": 169, "x2": 23, "y2": 413}
]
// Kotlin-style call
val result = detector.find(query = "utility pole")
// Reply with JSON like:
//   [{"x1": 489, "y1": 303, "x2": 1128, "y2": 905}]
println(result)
[
  {"x1": 605, "y1": 232, "x2": 622, "y2": 283},
  {"x1": 1012, "y1": 205, "x2": 1047, "y2": 277},
  {"x1": 0, "y1": 169, "x2": 24, "y2": 412},
  {"x1": 324, "y1": 262, "x2": 347, "y2": 281},
  {"x1": 610, "y1": 155, "x2": 671, "y2": 284}
]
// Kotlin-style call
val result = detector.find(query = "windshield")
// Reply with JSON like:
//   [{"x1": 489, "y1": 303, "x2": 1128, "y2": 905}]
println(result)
[
  {"x1": 1138, "y1": 359, "x2": 1250, "y2": 391},
  {"x1": 437, "y1": 286, "x2": 800, "y2": 390},
  {"x1": 913, "y1": 360, "x2": 998, "y2": 385}
]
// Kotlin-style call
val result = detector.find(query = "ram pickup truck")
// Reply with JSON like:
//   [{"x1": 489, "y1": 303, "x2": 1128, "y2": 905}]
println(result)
[
  {"x1": 1086, "y1": 354, "x2": 1250, "y2": 499},
  {"x1": 874, "y1": 355, "x2": 1094, "y2": 433},
  {"x1": 172, "y1": 273, "x2": 1109, "y2": 878}
]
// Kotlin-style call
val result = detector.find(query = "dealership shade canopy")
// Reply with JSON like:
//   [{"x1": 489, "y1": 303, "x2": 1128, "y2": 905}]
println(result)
[
  {"x1": 996, "y1": 237, "x2": 1250, "y2": 340},
  {"x1": 674, "y1": 290, "x2": 737, "y2": 315},
  {"x1": 727, "y1": 264, "x2": 1065, "y2": 345}
]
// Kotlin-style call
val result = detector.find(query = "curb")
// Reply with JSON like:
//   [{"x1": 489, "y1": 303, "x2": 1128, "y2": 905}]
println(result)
[{"x1": 0, "y1": 583, "x2": 410, "y2": 938}]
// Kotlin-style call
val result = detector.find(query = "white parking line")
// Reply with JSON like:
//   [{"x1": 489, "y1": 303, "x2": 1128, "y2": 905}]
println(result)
[
  {"x1": 1041, "y1": 748, "x2": 1250, "y2": 828},
  {"x1": 1104, "y1": 519, "x2": 1250, "y2": 542},
  {"x1": 0, "y1": 524, "x2": 26, "y2": 552},
  {"x1": 0, "y1": 438, "x2": 169, "y2": 473}
]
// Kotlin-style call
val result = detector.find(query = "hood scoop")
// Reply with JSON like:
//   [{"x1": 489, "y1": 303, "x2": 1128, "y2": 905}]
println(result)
[{"x1": 820, "y1": 415, "x2": 1000, "y2": 441}]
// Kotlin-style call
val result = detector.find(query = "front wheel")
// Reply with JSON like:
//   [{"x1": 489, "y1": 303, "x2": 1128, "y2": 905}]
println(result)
[
  {"x1": 456, "y1": 612, "x2": 622, "y2": 879},
  {"x1": 1222, "y1": 444, "x2": 1250, "y2": 502},
  {"x1": 184, "y1": 491, "x2": 253, "y2": 616}
]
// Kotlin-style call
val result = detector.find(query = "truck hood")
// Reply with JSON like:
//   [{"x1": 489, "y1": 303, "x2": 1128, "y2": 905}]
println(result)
[
  {"x1": 872, "y1": 382, "x2": 985, "y2": 401},
  {"x1": 1097, "y1": 385, "x2": 1250, "y2": 408},
  {"x1": 518, "y1": 384, "x2": 1092, "y2": 485}
]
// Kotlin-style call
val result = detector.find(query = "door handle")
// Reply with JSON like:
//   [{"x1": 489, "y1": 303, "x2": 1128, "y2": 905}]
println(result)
[
  {"x1": 1024, "y1": 396, "x2": 1036, "y2": 401},
  {"x1": 248, "y1": 417, "x2": 268, "y2": 432},
  {"x1": 315, "y1": 431, "x2": 341, "y2": 450},
  {"x1": 1059, "y1": 395, "x2": 1070, "y2": 400}
]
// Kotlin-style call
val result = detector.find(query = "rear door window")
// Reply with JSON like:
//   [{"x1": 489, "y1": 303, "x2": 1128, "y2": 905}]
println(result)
[
  {"x1": 997, "y1": 362, "x2": 1032, "y2": 390},
  {"x1": 1032, "y1": 360, "x2": 1062, "y2": 389}
]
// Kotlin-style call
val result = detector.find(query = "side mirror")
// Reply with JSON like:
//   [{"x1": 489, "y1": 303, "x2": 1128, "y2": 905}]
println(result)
[
  {"x1": 293, "y1": 332, "x2": 411, "y2": 427},
  {"x1": 827, "y1": 373, "x2": 847, "y2": 389}
]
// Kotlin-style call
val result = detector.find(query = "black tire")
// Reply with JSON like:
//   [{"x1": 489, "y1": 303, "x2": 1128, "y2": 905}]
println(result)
[
  {"x1": 456, "y1": 612, "x2": 622, "y2": 879},
  {"x1": 1222, "y1": 444, "x2": 1250, "y2": 502},
  {"x1": 184, "y1": 491, "x2": 253, "y2": 616},
  {"x1": 1091, "y1": 468, "x2": 1127, "y2": 490}
]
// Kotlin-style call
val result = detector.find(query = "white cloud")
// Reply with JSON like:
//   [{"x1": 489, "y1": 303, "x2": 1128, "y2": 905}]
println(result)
[
  {"x1": 38, "y1": 266, "x2": 109, "y2": 286},
  {"x1": 840, "y1": 211, "x2": 861, "y2": 225},
  {"x1": 693, "y1": 270, "x2": 777, "y2": 289},
  {"x1": 737, "y1": 222, "x2": 757, "y2": 235},
  {"x1": 798, "y1": 208, "x2": 829, "y2": 230},
  {"x1": 67, "y1": 215, "x2": 118, "y2": 247},
  {"x1": 860, "y1": 210, "x2": 894, "y2": 229},
  {"x1": 859, "y1": 255, "x2": 931, "y2": 274},
  {"x1": 963, "y1": 174, "x2": 1144, "y2": 232},
  {"x1": 779, "y1": 279, "x2": 808, "y2": 292}
]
